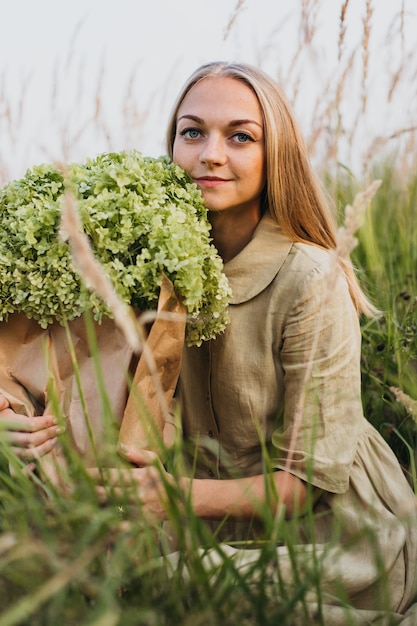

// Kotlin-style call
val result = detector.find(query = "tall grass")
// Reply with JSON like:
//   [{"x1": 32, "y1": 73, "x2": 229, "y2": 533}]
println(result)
[
  {"x1": 1, "y1": 1, "x2": 417, "y2": 623},
  {"x1": 324, "y1": 159, "x2": 417, "y2": 480},
  {"x1": 0, "y1": 388, "x2": 401, "y2": 625},
  {"x1": 349, "y1": 163, "x2": 417, "y2": 483}
]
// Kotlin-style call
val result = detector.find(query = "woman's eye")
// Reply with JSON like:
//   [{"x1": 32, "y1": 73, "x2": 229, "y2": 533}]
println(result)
[
  {"x1": 233, "y1": 132, "x2": 253, "y2": 143},
  {"x1": 180, "y1": 128, "x2": 201, "y2": 139}
]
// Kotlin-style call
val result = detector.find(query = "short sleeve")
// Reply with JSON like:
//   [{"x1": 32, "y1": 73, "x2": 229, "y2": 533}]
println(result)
[{"x1": 271, "y1": 255, "x2": 366, "y2": 493}]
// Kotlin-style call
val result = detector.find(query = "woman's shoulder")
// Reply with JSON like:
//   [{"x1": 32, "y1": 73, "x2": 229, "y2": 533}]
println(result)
[
  {"x1": 277, "y1": 240, "x2": 342, "y2": 298},
  {"x1": 289, "y1": 240, "x2": 336, "y2": 273},
  {"x1": 274, "y1": 240, "x2": 352, "y2": 317},
  {"x1": 260, "y1": 212, "x2": 336, "y2": 275}
]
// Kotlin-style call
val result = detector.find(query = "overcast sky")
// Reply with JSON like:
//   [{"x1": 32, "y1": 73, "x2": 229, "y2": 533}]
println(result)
[{"x1": 1, "y1": 0, "x2": 416, "y2": 180}]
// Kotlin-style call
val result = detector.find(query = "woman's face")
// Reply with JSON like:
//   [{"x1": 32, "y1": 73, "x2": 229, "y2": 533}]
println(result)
[{"x1": 173, "y1": 76, "x2": 266, "y2": 217}]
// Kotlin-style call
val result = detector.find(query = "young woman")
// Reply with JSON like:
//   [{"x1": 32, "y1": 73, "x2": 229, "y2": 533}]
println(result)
[
  {"x1": 2, "y1": 62, "x2": 416, "y2": 621},
  {"x1": 119, "y1": 62, "x2": 417, "y2": 622}
]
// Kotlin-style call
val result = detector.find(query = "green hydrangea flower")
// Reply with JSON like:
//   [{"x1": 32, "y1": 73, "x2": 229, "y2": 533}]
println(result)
[{"x1": 0, "y1": 151, "x2": 231, "y2": 346}]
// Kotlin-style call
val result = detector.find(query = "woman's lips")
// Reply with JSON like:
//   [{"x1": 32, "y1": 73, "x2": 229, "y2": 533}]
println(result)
[{"x1": 194, "y1": 177, "x2": 230, "y2": 188}]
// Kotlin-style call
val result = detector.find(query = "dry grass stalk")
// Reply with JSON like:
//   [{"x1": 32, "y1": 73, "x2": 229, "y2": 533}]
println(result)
[
  {"x1": 300, "y1": 0, "x2": 320, "y2": 46},
  {"x1": 387, "y1": 53, "x2": 408, "y2": 103},
  {"x1": 304, "y1": 45, "x2": 355, "y2": 169},
  {"x1": 336, "y1": 179, "x2": 381, "y2": 260},
  {"x1": 121, "y1": 68, "x2": 151, "y2": 149},
  {"x1": 399, "y1": 0, "x2": 406, "y2": 56},
  {"x1": 92, "y1": 58, "x2": 113, "y2": 150},
  {"x1": 390, "y1": 387, "x2": 417, "y2": 423},
  {"x1": 364, "y1": 126, "x2": 417, "y2": 178},
  {"x1": 326, "y1": 51, "x2": 356, "y2": 166},
  {"x1": 223, "y1": 0, "x2": 246, "y2": 41},
  {"x1": 338, "y1": 0, "x2": 350, "y2": 62},
  {"x1": 282, "y1": 1, "x2": 321, "y2": 96},
  {"x1": 383, "y1": 1, "x2": 417, "y2": 119},
  {"x1": 361, "y1": 0, "x2": 373, "y2": 115}
]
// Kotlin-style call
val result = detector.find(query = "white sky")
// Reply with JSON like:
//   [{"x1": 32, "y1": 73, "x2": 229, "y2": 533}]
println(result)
[{"x1": 1, "y1": 0, "x2": 416, "y2": 181}]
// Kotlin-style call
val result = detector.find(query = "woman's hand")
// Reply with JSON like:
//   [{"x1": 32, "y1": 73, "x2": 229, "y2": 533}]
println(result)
[
  {"x1": 90, "y1": 446, "x2": 180, "y2": 522},
  {"x1": 0, "y1": 397, "x2": 61, "y2": 464}
]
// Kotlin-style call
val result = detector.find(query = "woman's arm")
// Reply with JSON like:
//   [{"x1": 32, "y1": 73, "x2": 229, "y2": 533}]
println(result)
[
  {"x1": 93, "y1": 446, "x2": 307, "y2": 522},
  {"x1": 187, "y1": 469, "x2": 307, "y2": 520}
]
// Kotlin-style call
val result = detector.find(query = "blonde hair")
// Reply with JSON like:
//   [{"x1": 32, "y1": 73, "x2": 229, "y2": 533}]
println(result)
[{"x1": 166, "y1": 62, "x2": 375, "y2": 316}]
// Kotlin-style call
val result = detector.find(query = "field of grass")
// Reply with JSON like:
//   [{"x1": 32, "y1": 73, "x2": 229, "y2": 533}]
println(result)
[
  {"x1": 332, "y1": 163, "x2": 417, "y2": 489},
  {"x1": 0, "y1": 1, "x2": 416, "y2": 624}
]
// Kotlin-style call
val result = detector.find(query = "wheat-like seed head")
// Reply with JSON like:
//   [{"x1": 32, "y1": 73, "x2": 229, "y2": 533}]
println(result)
[
  {"x1": 336, "y1": 179, "x2": 381, "y2": 260},
  {"x1": 390, "y1": 386, "x2": 417, "y2": 423}
]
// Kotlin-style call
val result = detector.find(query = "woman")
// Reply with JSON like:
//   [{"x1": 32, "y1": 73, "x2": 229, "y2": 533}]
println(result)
[
  {"x1": 121, "y1": 61, "x2": 417, "y2": 622},
  {"x1": 2, "y1": 62, "x2": 417, "y2": 622}
]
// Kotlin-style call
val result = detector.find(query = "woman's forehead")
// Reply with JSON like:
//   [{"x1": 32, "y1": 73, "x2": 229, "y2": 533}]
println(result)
[{"x1": 177, "y1": 76, "x2": 262, "y2": 123}]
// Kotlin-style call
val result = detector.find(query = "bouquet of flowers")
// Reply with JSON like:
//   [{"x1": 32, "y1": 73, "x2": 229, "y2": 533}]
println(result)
[
  {"x1": 0, "y1": 150, "x2": 230, "y2": 345},
  {"x1": 0, "y1": 151, "x2": 231, "y2": 480}
]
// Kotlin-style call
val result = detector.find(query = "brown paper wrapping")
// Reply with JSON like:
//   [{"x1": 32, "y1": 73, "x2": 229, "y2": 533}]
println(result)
[
  {"x1": 0, "y1": 276, "x2": 186, "y2": 484},
  {"x1": 118, "y1": 275, "x2": 186, "y2": 455}
]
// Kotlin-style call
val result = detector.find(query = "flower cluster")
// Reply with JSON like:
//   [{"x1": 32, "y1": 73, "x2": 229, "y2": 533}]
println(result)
[{"x1": 0, "y1": 151, "x2": 231, "y2": 346}]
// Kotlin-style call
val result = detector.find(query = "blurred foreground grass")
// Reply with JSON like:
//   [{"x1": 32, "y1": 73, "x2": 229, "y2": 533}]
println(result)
[{"x1": 0, "y1": 411, "x2": 333, "y2": 625}]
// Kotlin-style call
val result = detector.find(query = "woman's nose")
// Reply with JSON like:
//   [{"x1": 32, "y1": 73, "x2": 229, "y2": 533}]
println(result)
[{"x1": 199, "y1": 134, "x2": 226, "y2": 165}]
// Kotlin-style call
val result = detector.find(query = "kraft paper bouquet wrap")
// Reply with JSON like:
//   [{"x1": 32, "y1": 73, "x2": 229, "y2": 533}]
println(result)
[{"x1": 0, "y1": 151, "x2": 231, "y2": 484}]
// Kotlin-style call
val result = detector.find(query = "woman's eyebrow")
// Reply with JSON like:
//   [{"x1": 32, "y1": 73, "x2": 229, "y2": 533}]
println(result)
[
  {"x1": 229, "y1": 119, "x2": 263, "y2": 129},
  {"x1": 177, "y1": 114, "x2": 262, "y2": 129},
  {"x1": 177, "y1": 114, "x2": 203, "y2": 124}
]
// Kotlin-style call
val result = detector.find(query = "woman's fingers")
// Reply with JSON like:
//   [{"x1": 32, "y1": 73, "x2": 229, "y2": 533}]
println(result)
[
  {"x1": 4, "y1": 424, "x2": 60, "y2": 448},
  {"x1": 10, "y1": 437, "x2": 58, "y2": 461},
  {"x1": 117, "y1": 443, "x2": 160, "y2": 468},
  {"x1": 0, "y1": 409, "x2": 57, "y2": 433},
  {"x1": 0, "y1": 409, "x2": 61, "y2": 460}
]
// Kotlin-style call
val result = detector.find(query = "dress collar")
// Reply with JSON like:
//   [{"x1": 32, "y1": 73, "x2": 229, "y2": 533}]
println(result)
[{"x1": 224, "y1": 212, "x2": 293, "y2": 304}]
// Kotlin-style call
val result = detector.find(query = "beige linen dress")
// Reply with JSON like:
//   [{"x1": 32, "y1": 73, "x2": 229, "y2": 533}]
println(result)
[{"x1": 173, "y1": 211, "x2": 417, "y2": 623}]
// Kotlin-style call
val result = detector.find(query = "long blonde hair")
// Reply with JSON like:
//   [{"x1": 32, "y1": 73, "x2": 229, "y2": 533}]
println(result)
[{"x1": 166, "y1": 61, "x2": 375, "y2": 316}]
